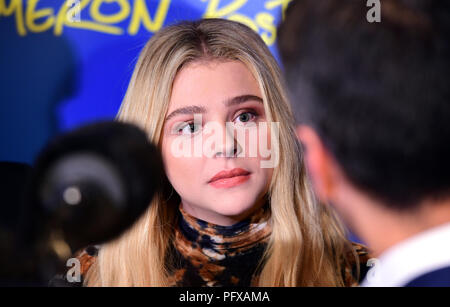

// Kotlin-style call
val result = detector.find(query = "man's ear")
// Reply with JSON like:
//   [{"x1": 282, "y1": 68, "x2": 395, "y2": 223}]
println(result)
[{"x1": 296, "y1": 125, "x2": 339, "y2": 203}]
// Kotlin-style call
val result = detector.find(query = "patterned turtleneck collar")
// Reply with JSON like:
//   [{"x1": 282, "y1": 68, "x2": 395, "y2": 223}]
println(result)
[
  {"x1": 49, "y1": 202, "x2": 372, "y2": 287},
  {"x1": 166, "y1": 203, "x2": 272, "y2": 287}
]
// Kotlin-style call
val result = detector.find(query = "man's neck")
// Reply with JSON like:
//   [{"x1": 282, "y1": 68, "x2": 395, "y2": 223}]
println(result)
[{"x1": 341, "y1": 191, "x2": 450, "y2": 257}]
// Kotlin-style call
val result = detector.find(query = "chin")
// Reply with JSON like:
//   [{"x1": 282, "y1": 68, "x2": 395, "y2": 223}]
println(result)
[{"x1": 210, "y1": 199, "x2": 257, "y2": 219}]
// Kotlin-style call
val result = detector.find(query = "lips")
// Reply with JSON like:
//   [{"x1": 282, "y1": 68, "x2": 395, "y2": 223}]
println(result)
[{"x1": 208, "y1": 168, "x2": 251, "y2": 188}]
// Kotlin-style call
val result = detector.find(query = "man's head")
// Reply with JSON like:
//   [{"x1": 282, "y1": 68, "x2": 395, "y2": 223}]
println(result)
[{"x1": 278, "y1": 0, "x2": 450, "y2": 216}]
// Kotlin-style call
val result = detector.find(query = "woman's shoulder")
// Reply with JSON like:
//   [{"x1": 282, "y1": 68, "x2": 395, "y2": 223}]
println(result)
[
  {"x1": 342, "y1": 242, "x2": 373, "y2": 287},
  {"x1": 48, "y1": 245, "x2": 99, "y2": 287}
]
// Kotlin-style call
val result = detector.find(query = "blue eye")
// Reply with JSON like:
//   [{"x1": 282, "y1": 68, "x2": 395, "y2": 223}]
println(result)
[
  {"x1": 179, "y1": 122, "x2": 201, "y2": 135},
  {"x1": 235, "y1": 112, "x2": 256, "y2": 124}
]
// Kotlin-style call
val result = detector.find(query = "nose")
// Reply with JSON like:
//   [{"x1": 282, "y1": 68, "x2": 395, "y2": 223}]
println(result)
[{"x1": 214, "y1": 124, "x2": 242, "y2": 158}]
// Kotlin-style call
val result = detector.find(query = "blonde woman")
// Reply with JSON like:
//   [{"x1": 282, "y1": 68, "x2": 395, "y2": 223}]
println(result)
[{"x1": 63, "y1": 19, "x2": 369, "y2": 287}]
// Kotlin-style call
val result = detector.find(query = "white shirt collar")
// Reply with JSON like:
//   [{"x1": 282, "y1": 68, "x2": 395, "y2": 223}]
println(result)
[{"x1": 361, "y1": 222, "x2": 450, "y2": 287}]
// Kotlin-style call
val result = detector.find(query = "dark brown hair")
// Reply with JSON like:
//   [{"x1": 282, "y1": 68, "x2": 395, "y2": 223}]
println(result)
[{"x1": 278, "y1": 0, "x2": 450, "y2": 209}]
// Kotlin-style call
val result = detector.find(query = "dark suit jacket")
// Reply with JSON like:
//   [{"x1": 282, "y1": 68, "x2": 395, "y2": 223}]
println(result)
[{"x1": 405, "y1": 266, "x2": 450, "y2": 287}]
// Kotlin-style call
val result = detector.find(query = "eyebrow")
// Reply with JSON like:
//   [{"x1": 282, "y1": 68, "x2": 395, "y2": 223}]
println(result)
[
  {"x1": 165, "y1": 105, "x2": 206, "y2": 121},
  {"x1": 224, "y1": 94, "x2": 263, "y2": 107},
  {"x1": 165, "y1": 94, "x2": 263, "y2": 121}
]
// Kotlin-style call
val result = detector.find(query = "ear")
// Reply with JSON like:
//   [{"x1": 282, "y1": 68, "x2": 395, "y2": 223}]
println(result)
[{"x1": 296, "y1": 125, "x2": 339, "y2": 203}]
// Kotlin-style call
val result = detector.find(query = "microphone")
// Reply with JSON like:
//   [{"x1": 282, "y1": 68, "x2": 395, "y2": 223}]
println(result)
[
  {"x1": 29, "y1": 120, "x2": 164, "y2": 252},
  {"x1": 1, "y1": 120, "x2": 164, "y2": 285}
]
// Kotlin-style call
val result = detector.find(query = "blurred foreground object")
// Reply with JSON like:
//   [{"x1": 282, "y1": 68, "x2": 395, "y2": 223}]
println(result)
[{"x1": 0, "y1": 121, "x2": 163, "y2": 285}]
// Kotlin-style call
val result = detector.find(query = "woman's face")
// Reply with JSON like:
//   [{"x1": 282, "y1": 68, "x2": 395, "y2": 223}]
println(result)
[{"x1": 160, "y1": 60, "x2": 274, "y2": 226}]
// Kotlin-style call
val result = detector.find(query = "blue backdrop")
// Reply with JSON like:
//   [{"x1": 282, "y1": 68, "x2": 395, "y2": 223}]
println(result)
[{"x1": 0, "y1": 0, "x2": 290, "y2": 164}]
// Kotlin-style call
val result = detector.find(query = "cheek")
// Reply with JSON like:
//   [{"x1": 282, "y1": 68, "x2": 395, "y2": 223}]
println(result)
[
  {"x1": 251, "y1": 125, "x2": 274, "y2": 190},
  {"x1": 234, "y1": 127, "x2": 263, "y2": 159},
  {"x1": 259, "y1": 167, "x2": 274, "y2": 192},
  {"x1": 161, "y1": 138, "x2": 201, "y2": 190},
  {"x1": 240, "y1": 123, "x2": 273, "y2": 161}
]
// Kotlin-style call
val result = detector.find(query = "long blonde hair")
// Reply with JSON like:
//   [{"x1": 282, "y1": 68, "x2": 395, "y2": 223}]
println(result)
[{"x1": 85, "y1": 18, "x2": 354, "y2": 286}]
